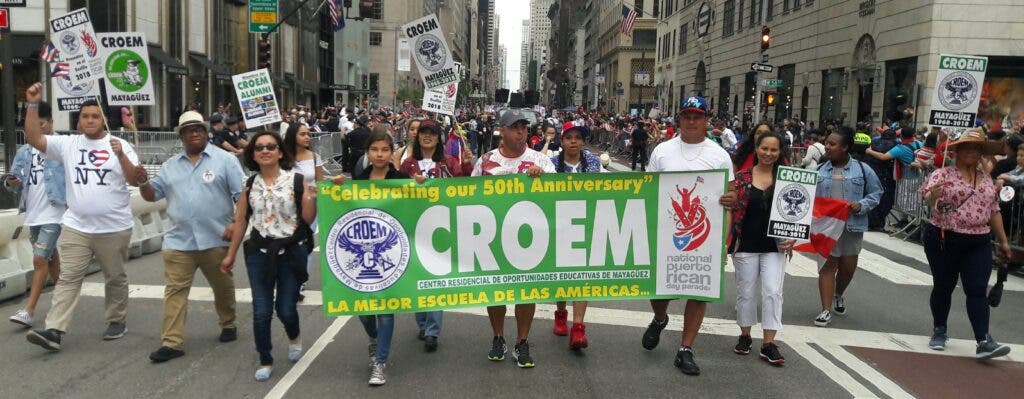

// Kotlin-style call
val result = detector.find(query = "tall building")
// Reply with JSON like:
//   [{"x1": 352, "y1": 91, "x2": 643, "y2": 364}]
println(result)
[
  {"x1": 586, "y1": 0, "x2": 656, "y2": 113},
  {"x1": 520, "y1": 20, "x2": 532, "y2": 91},
  {"x1": 528, "y1": 0, "x2": 554, "y2": 93},
  {"x1": 655, "y1": 1, "x2": 1024, "y2": 129},
  {"x1": 368, "y1": 0, "x2": 427, "y2": 108}
]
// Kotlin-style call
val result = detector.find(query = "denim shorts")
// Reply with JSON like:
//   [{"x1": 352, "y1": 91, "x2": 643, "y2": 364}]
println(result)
[{"x1": 29, "y1": 224, "x2": 62, "y2": 260}]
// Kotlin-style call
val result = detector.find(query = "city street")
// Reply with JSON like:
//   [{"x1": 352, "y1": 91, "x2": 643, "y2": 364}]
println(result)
[{"x1": 1, "y1": 161, "x2": 1021, "y2": 399}]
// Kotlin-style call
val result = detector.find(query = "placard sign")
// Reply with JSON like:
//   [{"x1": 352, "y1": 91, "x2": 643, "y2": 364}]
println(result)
[
  {"x1": 232, "y1": 69, "x2": 282, "y2": 128},
  {"x1": 49, "y1": 8, "x2": 104, "y2": 85},
  {"x1": 767, "y1": 166, "x2": 818, "y2": 241},
  {"x1": 401, "y1": 14, "x2": 458, "y2": 90},
  {"x1": 929, "y1": 54, "x2": 988, "y2": 128}
]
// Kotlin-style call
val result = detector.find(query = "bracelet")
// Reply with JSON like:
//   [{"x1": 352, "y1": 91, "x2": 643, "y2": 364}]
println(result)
[{"x1": 27, "y1": 103, "x2": 39, "y2": 109}]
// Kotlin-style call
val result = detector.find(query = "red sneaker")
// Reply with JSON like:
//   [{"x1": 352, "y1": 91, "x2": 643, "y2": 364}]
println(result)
[
  {"x1": 553, "y1": 309, "x2": 569, "y2": 336},
  {"x1": 569, "y1": 323, "x2": 588, "y2": 349}
]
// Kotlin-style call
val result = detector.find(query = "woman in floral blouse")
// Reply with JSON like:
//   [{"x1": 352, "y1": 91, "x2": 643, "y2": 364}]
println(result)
[{"x1": 919, "y1": 127, "x2": 1011, "y2": 359}]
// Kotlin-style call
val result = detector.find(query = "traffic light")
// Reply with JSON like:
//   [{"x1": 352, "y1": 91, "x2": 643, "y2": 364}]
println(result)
[
  {"x1": 257, "y1": 38, "x2": 271, "y2": 70},
  {"x1": 765, "y1": 92, "x2": 777, "y2": 106},
  {"x1": 760, "y1": 26, "x2": 771, "y2": 52},
  {"x1": 359, "y1": 0, "x2": 374, "y2": 19}
]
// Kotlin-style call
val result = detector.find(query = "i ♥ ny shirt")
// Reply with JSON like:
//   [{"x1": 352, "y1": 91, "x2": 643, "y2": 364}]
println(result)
[{"x1": 44, "y1": 134, "x2": 138, "y2": 234}]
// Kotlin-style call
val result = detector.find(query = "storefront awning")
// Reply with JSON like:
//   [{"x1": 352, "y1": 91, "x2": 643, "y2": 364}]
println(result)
[
  {"x1": 188, "y1": 53, "x2": 231, "y2": 80},
  {"x1": 148, "y1": 46, "x2": 187, "y2": 76}
]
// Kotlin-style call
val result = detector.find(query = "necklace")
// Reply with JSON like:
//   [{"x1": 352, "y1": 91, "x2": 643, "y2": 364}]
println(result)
[{"x1": 679, "y1": 137, "x2": 705, "y2": 162}]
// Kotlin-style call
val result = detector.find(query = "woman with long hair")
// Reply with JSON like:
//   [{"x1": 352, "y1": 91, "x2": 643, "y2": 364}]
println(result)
[
  {"x1": 221, "y1": 131, "x2": 317, "y2": 381},
  {"x1": 813, "y1": 126, "x2": 883, "y2": 327},
  {"x1": 919, "y1": 128, "x2": 1012, "y2": 359},
  {"x1": 734, "y1": 123, "x2": 775, "y2": 171},
  {"x1": 728, "y1": 131, "x2": 793, "y2": 365},
  {"x1": 549, "y1": 122, "x2": 604, "y2": 350},
  {"x1": 282, "y1": 123, "x2": 347, "y2": 186},
  {"x1": 393, "y1": 118, "x2": 422, "y2": 168}
]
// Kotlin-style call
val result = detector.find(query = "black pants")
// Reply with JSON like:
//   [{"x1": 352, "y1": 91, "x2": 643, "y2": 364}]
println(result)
[
  {"x1": 869, "y1": 177, "x2": 896, "y2": 229},
  {"x1": 921, "y1": 224, "x2": 992, "y2": 341},
  {"x1": 631, "y1": 144, "x2": 647, "y2": 171}
]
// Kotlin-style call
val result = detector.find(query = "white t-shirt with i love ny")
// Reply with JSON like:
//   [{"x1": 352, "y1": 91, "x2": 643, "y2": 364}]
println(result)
[{"x1": 44, "y1": 134, "x2": 139, "y2": 234}]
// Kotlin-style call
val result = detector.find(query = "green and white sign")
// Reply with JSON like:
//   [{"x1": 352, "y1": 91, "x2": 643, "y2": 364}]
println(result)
[
  {"x1": 929, "y1": 54, "x2": 988, "y2": 128},
  {"x1": 249, "y1": 0, "x2": 278, "y2": 33},
  {"x1": 762, "y1": 79, "x2": 784, "y2": 88},
  {"x1": 316, "y1": 171, "x2": 729, "y2": 316},
  {"x1": 768, "y1": 166, "x2": 818, "y2": 240},
  {"x1": 98, "y1": 32, "x2": 155, "y2": 106},
  {"x1": 232, "y1": 68, "x2": 281, "y2": 128}
]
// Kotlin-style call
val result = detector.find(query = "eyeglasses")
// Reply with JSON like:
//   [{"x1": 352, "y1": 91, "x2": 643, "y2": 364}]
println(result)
[{"x1": 254, "y1": 144, "x2": 279, "y2": 152}]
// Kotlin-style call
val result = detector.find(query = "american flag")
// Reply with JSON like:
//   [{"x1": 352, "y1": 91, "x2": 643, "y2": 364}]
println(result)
[
  {"x1": 39, "y1": 41, "x2": 59, "y2": 63},
  {"x1": 620, "y1": 5, "x2": 639, "y2": 36},
  {"x1": 329, "y1": 0, "x2": 344, "y2": 31},
  {"x1": 51, "y1": 63, "x2": 70, "y2": 77}
]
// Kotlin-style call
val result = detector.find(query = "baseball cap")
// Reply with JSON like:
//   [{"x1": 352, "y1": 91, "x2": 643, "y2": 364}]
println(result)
[
  {"x1": 561, "y1": 121, "x2": 590, "y2": 138},
  {"x1": 418, "y1": 120, "x2": 443, "y2": 136},
  {"x1": 209, "y1": 114, "x2": 224, "y2": 124},
  {"x1": 498, "y1": 110, "x2": 529, "y2": 128},
  {"x1": 679, "y1": 96, "x2": 708, "y2": 115}
]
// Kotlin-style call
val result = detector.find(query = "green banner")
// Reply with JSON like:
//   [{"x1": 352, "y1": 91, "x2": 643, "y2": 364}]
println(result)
[{"x1": 317, "y1": 171, "x2": 729, "y2": 316}]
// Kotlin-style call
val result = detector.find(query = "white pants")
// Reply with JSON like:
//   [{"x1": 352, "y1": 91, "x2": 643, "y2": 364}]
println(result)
[{"x1": 733, "y1": 252, "x2": 787, "y2": 331}]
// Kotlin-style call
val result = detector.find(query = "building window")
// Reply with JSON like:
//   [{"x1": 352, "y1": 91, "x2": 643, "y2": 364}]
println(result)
[
  {"x1": 653, "y1": 0, "x2": 659, "y2": 18},
  {"x1": 723, "y1": 1, "x2": 735, "y2": 37},
  {"x1": 369, "y1": 32, "x2": 382, "y2": 46},
  {"x1": 794, "y1": 0, "x2": 801, "y2": 10},
  {"x1": 370, "y1": 73, "x2": 379, "y2": 94},
  {"x1": 636, "y1": 0, "x2": 645, "y2": 15},
  {"x1": 671, "y1": 29, "x2": 676, "y2": 56},
  {"x1": 767, "y1": 0, "x2": 774, "y2": 21},
  {"x1": 371, "y1": 0, "x2": 383, "y2": 20},
  {"x1": 749, "y1": 0, "x2": 757, "y2": 28},
  {"x1": 679, "y1": 23, "x2": 687, "y2": 54},
  {"x1": 783, "y1": 0, "x2": 790, "y2": 14},
  {"x1": 737, "y1": 0, "x2": 744, "y2": 32}
]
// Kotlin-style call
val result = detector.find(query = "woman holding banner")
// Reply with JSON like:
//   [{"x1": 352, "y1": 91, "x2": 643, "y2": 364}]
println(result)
[
  {"x1": 728, "y1": 132, "x2": 793, "y2": 366},
  {"x1": 919, "y1": 128, "x2": 1011, "y2": 359},
  {"x1": 550, "y1": 121, "x2": 604, "y2": 350},
  {"x1": 399, "y1": 120, "x2": 473, "y2": 353},
  {"x1": 813, "y1": 126, "x2": 883, "y2": 328}
]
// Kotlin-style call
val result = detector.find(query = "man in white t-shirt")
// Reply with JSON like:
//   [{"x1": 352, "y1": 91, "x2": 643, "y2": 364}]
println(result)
[
  {"x1": 473, "y1": 109, "x2": 555, "y2": 369},
  {"x1": 644, "y1": 96, "x2": 737, "y2": 376},
  {"x1": 4, "y1": 102, "x2": 66, "y2": 328},
  {"x1": 21, "y1": 83, "x2": 145, "y2": 352},
  {"x1": 720, "y1": 124, "x2": 738, "y2": 152}
]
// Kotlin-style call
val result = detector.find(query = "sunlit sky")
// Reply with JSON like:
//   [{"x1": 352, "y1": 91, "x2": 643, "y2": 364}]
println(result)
[{"x1": 495, "y1": 1, "x2": 529, "y2": 90}]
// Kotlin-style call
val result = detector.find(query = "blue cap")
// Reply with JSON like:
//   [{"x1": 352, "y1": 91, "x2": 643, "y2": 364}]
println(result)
[{"x1": 680, "y1": 96, "x2": 708, "y2": 115}]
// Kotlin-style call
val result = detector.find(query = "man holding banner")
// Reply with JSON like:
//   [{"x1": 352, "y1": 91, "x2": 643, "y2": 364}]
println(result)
[
  {"x1": 643, "y1": 96, "x2": 736, "y2": 376},
  {"x1": 472, "y1": 109, "x2": 556, "y2": 368}
]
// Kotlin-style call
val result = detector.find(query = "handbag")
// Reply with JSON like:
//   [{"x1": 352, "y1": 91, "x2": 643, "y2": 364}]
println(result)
[{"x1": 988, "y1": 266, "x2": 1008, "y2": 307}]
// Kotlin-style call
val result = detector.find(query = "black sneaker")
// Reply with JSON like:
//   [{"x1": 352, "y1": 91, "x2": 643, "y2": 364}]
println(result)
[
  {"x1": 833, "y1": 295, "x2": 847, "y2": 315},
  {"x1": 734, "y1": 335, "x2": 753, "y2": 355},
  {"x1": 103, "y1": 322, "x2": 127, "y2": 340},
  {"x1": 149, "y1": 346, "x2": 185, "y2": 363},
  {"x1": 27, "y1": 329, "x2": 63, "y2": 351},
  {"x1": 488, "y1": 336, "x2": 506, "y2": 361},
  {"x1": 976, "y1": 335, "x2": 1011, "y2": 360},
  {"x1": 513, "y1": 340, "x2": 535, "y2": 368},
  {"x1": 759, "y1": 342, "x2": 786, "y2": 366},
  {"x1": 673, "y1": 347, "x2": 701, "y2": 375},
  {"x1": 417, "y1": 329, "x2": 426, "y2": 341},
  {"x1": 424, "y1": 336, "x2": 438, "y2": 352},
  {"x1": 642, "y1": 317, "x2": 669, "y2": 350},
  {"x1": 219, "y1": 327, "x2": 238, "y2": 343}
]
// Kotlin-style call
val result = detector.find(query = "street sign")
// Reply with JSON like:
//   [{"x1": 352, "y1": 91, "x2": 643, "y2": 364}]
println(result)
[
  {"x1": 249, "y1": 0, "x2": 278, "y2": 33},
  {"x1": 595, "y1": 73, "x2": 605, "y2": 85},
  {"x1": 0, "y1": 8, "x2": 8, "y2": 32},
  {"x1": 0, "y1": 1, "x2": 26, "y2": 7},
  {"x1": 762, "y1": 79, "x2": 784, "y2": 87},
  {"x1": 751, "y1": 63, "x2": 774, "y2": 73},
  {"x1": 696, "y1": 2, "x2": 712, "y2": 38}
]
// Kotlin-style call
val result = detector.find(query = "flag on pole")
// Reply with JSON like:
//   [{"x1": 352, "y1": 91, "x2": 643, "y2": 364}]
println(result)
[
  {"x1": 329, "y1": 0, "x2": 345, "y2": 31},
  {"x1": 793, "y1": 197, "x2": 852, "y2": 266},
  {"x1": 620, "y1": 5, "x2": 639, "y2": 36},
  {"x1": 51, "y1": 62, "x2": 70, "y2": 77},
  {"x1": 39, "y1": 41, "x2": 60, "y2": 63}
]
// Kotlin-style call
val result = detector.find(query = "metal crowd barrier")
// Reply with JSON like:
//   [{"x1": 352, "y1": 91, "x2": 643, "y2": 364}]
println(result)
[
  {"x1": 999, "y1": 184, "x2": 1024, "y2": 252},
  {"x1": 310, "y1": 132, "x2": 345, "y2": 175},
  {"x1": 890, "y1": 170, "x2": 931, "y2": 240}
]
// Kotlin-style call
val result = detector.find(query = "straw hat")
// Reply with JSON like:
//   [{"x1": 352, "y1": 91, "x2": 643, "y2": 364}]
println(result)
[
  {"x1": 174, "y1": 111, "x2": 208, "y2": 134},
  {"x1": 947, "y1": 128, "x2": 1005, "y2": 155}
]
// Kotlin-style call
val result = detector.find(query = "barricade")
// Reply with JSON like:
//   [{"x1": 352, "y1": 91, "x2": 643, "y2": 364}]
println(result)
[
  {"x1": 128, "y1": 188, "x2": 168, "y2": 259},
  {"x1": 890, "y1": 170, "x2": 931, "y2": 240},
  {"x1": 311, "y1": 132, "x2": 345, "y2": 175},
  {"x1": 0, "y1": 210, "x2": 29, "y2": 302}
]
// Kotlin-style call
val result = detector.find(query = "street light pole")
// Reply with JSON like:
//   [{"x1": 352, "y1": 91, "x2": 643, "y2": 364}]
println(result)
[{"x1": 753, "y1": 0, "x2": 769, "y2": 125}]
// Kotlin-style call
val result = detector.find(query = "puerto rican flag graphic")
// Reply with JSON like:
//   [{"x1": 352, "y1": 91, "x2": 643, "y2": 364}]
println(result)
[
  {"x1": 794, "y1": 197, "x2": 851, "y2": 266},
  {"x1": 88, "y1": 149, "x2": 110, "y2": 167}
]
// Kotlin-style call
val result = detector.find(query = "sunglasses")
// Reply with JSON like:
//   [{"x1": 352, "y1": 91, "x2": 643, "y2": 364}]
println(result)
[{"x1": 254, "y1": 144, "x2": 279, "y2": 152}]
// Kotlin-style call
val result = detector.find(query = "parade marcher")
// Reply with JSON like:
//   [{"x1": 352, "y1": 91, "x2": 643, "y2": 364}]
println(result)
[
  {"x1": 398, "y1": 120, "x2": 473, "y2": 352},
  {"x1": 728, "y1": 131, "x2": 793, "y2": 366},
  {"x1": 734, "y1": 123, "x2": 773, "y2": 172},
  {"x1": 799, "y1": 129, "x2": 827, "y2": 170},
  {"x1": 550, "y1": 121, "x2": 603, "y2": 349},
  {"x1": 643, "y1": 96, "x2": 737, "y2": 376},
  {"x1": 392, "y1": 118, "x2": 422, "y2": 168},
  {"x1": 920, "y1": 128, "x2": 1012, "y2": 359},
  {"x1": 358, "y1": 130, "x2": 419, "y2": 385},
  {"x1": 630, "y1": 120, "x2": 650, "y2": 171},
  {"x1": 813, "y1": 126, "x2": 883, "y2": 327},
  {"x1": 5, "y1": 102, "x2": 65, "y2": 327},
  {"x1": 473, "y1": 109, "x2": 556, "y2": 368},
  {"x1": 221, "y1": 131, "x2": 317, "y2": 381},
  {"x1": 138, "y1": 111, "x2": 245, "y2": 363},
  {"x1": 22, "y1": 83, "x2": 143, "y2": 351},
  {"x1": 343, "y1": 116, "x2": 371, "y2": 172}
]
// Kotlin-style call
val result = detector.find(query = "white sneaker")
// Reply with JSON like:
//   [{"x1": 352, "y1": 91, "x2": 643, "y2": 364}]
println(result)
[
  {"x1": 814, "y1": 310, "x2": 832, "y2": 327},
  {"x1": 288, "y1": 342, "x2": 303, "y2": 362},
  {"x1": 9, "y1": 309, "x2": 33, "y2": 327},
  {"x1": 368, "y1": 362, "x2": 386, "y2": 386}
]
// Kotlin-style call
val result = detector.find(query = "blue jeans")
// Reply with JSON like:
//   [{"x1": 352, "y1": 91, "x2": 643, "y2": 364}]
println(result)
[
  {"x1": 245, "y1": 246, "x2": 304, "y2": 365},
  {"x1": 359, "y1": 314, "x2": 394, "y2": 364},
  {"x1": 29, "y1": 224, "x2": 61, "y2": 259},
  {"x1": 415, "y1": 311, "x2": 443, "y2": 337}
]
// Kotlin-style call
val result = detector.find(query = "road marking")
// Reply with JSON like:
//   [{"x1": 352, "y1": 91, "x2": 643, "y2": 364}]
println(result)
[
  {"x1": 821, "y1": 343, "x2": 916, "y2": 399},
  {"x1": 265, "y1": 316, "x2": 351, "y2": 399},
  {"x1": 787, "y1": 342, "x2": 878, "y2": 398}
]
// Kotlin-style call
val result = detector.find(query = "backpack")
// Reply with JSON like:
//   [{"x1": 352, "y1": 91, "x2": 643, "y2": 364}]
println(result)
[
  {"x1": 818, "y1": 159, "x2": 868, "y2": 198},
  {"x1": 244, "y1": 173, "x2": 315, "y2": 255}
]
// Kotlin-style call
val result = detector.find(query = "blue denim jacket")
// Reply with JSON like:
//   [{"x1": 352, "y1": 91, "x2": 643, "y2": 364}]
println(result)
[
  {"x1": 816, "y1": 157, "x2": 883, "y2": 233},
  {"x1": 4, "y1": 144, "x2": 67, "y2": 213}
]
